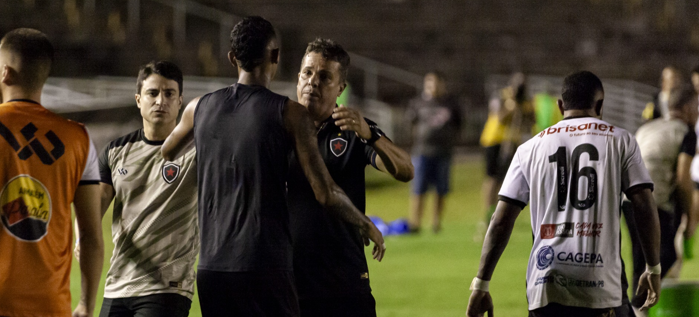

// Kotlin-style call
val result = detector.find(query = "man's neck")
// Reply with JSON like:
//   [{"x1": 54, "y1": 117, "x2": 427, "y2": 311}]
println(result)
[
  {"x1": 669, "y1": 110, "x2": 688, "y2": 125},
  {"x1": 142, "y1": 121, "x2": 175, "y2": 142},
  {"x1": 1, "y1": 87, "x2": 42, "y2": 104},
  {"x1": 237, "y1": 68, "x2": 272, "y2": 88},
  {"x1": 563, "y1": 109, "x2": 599, "y2": 119},
  {"x1": 313, "y1": 107, "x2": 335, "y2": 128}
]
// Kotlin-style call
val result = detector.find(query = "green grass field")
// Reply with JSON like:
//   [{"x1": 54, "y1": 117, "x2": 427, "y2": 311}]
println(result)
[{"x1": 70, "y1": 157, "x2": 699, "y2": 316}]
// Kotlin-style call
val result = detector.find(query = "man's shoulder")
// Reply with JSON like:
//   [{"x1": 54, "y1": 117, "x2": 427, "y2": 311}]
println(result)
[{"x1": 106, "y1": 129, "x2": 143, "y2": 151}]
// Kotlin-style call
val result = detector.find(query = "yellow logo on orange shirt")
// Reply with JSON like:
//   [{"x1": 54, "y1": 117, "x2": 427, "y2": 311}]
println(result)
[{"x1": 0, "y1": 175, "x2": 52, "y2": 241}]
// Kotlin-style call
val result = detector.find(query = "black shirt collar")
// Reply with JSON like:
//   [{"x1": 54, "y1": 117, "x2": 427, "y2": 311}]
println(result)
[
  {"x1": 8, "y1": 99, "x2": 41, "y2": 105},
  {"x1": 562, "y1": 115, "x2": 595, "y2": 121},
  {"x1": 140, "y1": 129, "x2": 165, "y2": 146}
]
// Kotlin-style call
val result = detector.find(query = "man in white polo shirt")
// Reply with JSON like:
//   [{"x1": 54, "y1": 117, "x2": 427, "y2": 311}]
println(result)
[{"x1": 466, "y1": 71, "x2": 662, "y2": 317}]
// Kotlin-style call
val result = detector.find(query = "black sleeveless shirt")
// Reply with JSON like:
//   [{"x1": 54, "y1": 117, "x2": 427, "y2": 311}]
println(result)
[{"x1": 194, "y1": 83, "x2": 291, "y2": 272}]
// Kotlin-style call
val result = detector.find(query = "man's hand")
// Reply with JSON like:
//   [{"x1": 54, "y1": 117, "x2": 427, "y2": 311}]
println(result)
[
  {"x1": 360, "y1": 220, "x2": 386, "y2": 262},
  {"x1": 72, "y1": 302, "x2": 91, "y2": 317},
  {"x1": 634, "y1": 271, "x2": 661, "y2": 311},
  {"x1": 332, "y1": 104, "x2": 371, "y2": 140},
  {"x1": 466, "y1": 290, "x2": 494, "y2": 317}
]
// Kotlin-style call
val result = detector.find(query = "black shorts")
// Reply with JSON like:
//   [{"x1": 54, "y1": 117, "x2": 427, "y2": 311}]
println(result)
[
  {"x1": 99, "y1": 293, "x2": 192, "y2": 317},
  {"x1": 299, "y1": 294, "x2": 376, "y2": 317},
  {"x1": 197, "y1": 269, "x2": 300, "y2": 317},
  {"x1": 484, "y1": 145, "x2": 510, "y2": 179},
  {"x1": 529, "y1": 303, "x2": 615, "y2": 317}
]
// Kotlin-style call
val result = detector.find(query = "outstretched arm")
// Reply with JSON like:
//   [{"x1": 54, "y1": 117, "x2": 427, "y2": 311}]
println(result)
[
  {"x1": 332, "y1": 105, "x2": 413, "y2": 182},
  {"x1": 284, "y1": 100, "x2": 386, "y2": 261},
  {"x1": 466, "y1": 199, "x2": 522, "y2": 317},
  {"x1": 627, "y1": 187, "x2": 661, "y2": 311},
  {"x1": 162, "y1": 97, "x2": 199, "y2": 161},
  {"x1": 72, "y1": 184, "x2": 104, "y2": 317}
]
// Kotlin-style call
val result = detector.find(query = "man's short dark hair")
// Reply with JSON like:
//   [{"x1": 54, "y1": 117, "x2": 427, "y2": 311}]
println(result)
[
  {"x1": 561, "y1": 71, "x2": 604, "y2": 110},
  {"x1": 230, "y1": 16, "x2": 276, "y2": 72},
  {"x1": 668, "y1": 87, "x2": 697, "y2": 111},
  {"x1": 0, "y1": 28, "x2": 54, "y2": 90},
  {"x1": 136, "y1": 61, "x2": 183, "y2": 95},
  {"x1": 303, "y1": 38, "x2": 350, "y2": 84}
]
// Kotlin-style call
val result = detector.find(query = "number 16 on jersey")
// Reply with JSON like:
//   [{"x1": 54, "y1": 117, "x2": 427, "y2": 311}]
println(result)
[{"x1": 548, "y1": 144, "x2": 599, "y2": 211}]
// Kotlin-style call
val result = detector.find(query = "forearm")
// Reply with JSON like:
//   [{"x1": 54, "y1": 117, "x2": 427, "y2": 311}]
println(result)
[
  {"x1": 477, "y1": 201, "x2": 521, "y2": 280},
  {"x1": 162, "y1": 132, "x2": 193, "y2": 161},
  {"x1": 318, "y1": 185, "x2": 372, "y2": 229},
  {"x1": 676, "y1": 178, "x2": 693, "y2": 217},
  {"x1": 78, "y1": 230, "x2": 104, "y2": 312},
  {"x1": 630, "y1": 190, "x2": 661, "y2": 266},
  {"x1": 373, "y1": 137, "x2": 414, "y2": 182}
]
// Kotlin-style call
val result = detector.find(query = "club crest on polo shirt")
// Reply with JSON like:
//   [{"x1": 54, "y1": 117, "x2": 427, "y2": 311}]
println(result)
[
  {"x1": 162, "y1": 163, "x2": 180, "y2": 184},
  {"x1": 330, "y1": 138, "x2": 347, "y2": 157},
  {"x1": 0, "y1": 175, "x2": 52, "y2": 241}
]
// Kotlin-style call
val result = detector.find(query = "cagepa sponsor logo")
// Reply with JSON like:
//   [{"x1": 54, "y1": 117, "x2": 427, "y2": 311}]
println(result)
[
  {"x1": 536, "y1": 245, "x2": 555, "y2": 270},
  {"x1": 540, "y1": 222, "x2": 574, "y2": 239},
  {"x1": 535, "y1": 272, "x2": 604, "y2": 288},
  {"x1": 556, "y1": 251, "x2": 604, "y2": 267}
]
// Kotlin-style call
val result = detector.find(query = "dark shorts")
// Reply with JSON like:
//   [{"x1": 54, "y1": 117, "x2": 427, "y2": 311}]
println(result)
[
  {"x1": 197, "y1": 269, "x2": 300, "y2": 317},
  {"x1": 299, "y1": 294, "x2": 376, "y2": 317},
  {"x1": 411, "y1": 155, "x2": 451, "y2": 195},
  {"x1": 529, "y1": 303, "x2": 616, "y2": 317},
  {"x1": 484, "y1": 144, "x2": 511, "y2": 179},
  {"x1": 622, "y1": 202, "x2": 681, "y2": 308},
  {"x1": 99, "y1": 293, "x2": 191, "y2": 317}
]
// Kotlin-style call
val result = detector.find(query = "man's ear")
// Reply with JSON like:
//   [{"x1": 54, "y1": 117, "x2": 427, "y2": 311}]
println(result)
[
  {"x1": 1, "y1": 65, "x2": 16, "y2": 86},
  {"x1": 557, "y1": 99, "x2": 564, "y2": 115},
  {"x1": 270, "y1": 48, "x2": 280, "y2": 64},
  {"x1": 338, "y1": 82, "x2": 347, "y2": 97},
  {"x1": 135, "y1": 94, "x2": 141, "y2": 109},
  {"x1": 594, "y1": 99, "x2": 603, "y2": 116},
  {"x1": 227, "y1": 51, "x2": 237, "y2": 67}
]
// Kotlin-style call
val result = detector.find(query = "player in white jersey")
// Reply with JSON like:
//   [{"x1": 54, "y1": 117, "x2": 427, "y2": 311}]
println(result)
[
  {"x1": 466, "y1": 71, "x2": 661, "y2": 317},
  {"x1": 96, "y1": 61, "x2": 198, "y2": 316}
]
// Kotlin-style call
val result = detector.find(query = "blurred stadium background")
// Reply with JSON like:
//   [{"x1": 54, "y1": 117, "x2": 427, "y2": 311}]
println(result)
[{"x1": 4, "y1": 0, "x2": 699, "y2": 315}]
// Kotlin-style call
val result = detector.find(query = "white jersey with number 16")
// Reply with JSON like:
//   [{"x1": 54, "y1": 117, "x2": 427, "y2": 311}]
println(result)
[{"x1": 498, "y1": 117, "x2": 653, "y2": 310}]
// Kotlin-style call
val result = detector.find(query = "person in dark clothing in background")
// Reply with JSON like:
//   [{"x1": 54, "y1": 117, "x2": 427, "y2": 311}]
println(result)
[{"x1": 406, "y1": 71, "x2": 462, "y2": 233}]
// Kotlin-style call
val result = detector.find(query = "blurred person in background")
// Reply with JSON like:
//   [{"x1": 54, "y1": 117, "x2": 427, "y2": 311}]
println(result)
[
  {"x1": 406, "y1": 71, "x2": 462, "y2": 233},
  {"x1": 532, "y1": 83, "x2": 562, "y2": 134},
  {"x1": 643, "y1": 66, "x2": 683, "y2": 120},
  {"x1": 478, "y1": 72, "x2": 534, "y2": 239},
  {"x1": 0, "y1": 28, "x2": 103, "y2": 317},
  {"x1": 467, "y1": 71, "x2": 661, "y2": 317},
  {"x1": 289, "y1": 38, "x2": 412, "y2": 317},
  {"x1": 623, "y1": 88, "x2": 698, "y2": 317},
  {"x1": 94, "y1": 61, "x2": 198, "y2": 317},
  {"x1": 162, "y1": 16, "x2": 385, "y2": 316},
  {"x1": 687, "y1": 65, "x2": 699, "y2": 260}
]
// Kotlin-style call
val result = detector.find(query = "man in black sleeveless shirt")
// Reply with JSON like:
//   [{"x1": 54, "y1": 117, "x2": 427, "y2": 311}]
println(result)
[
  {"x1": 289, "y1": 38, "x2": 413, "y2": 317},
  {"x1": 162, "y1": 17, "x2": 386, "y2": 317}
]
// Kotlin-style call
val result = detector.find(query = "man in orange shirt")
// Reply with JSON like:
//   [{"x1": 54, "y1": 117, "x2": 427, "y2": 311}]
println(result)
[{"x1": 0, "y1": 28, "x2": 104, "y2": 317}]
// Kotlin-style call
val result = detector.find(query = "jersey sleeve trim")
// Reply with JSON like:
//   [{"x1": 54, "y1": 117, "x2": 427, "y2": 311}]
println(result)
[
  {"x1": 78, "y1": 180, "x2": 100, "y2": 186},
  {"x1": 624, "y1": 182, "x2": 654, "y2": 195},
  {"x1": 498, "y1": 195, "x2": 527, "y2": 210}
]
